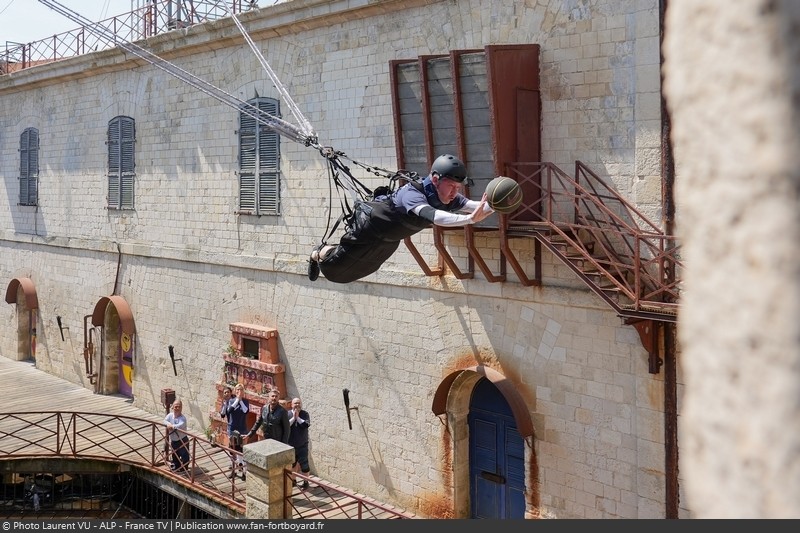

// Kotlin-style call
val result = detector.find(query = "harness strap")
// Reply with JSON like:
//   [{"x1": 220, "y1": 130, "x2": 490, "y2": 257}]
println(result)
[
  {"x1": 318, "y1": 150, "x2": 373, "y2": 244},
  {"x1": 317, "y1": 151, "x2": 425, "y2": 245}
]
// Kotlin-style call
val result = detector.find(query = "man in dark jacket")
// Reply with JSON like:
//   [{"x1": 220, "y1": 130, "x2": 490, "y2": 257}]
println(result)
[
  {"x1": 288, "y1": 397, "x2": 311, "y2": 489},
  {"x1": 220, "y1": 384, "x2": 249, "y2": 479},
  {"x1": 246, "y1": 389, "x2": 290, "y2": 444}
]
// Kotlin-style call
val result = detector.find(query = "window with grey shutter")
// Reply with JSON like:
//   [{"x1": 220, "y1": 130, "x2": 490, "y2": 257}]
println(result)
[
  {"x1": 238, "y1": 98, "x2": 280, "y2": 215},
  {"x1": 19, "y1": 128, "x2": 39, "y2": 206},
  {"x1": 107, "y1": 116, "x2": 136, "y2": 210}
]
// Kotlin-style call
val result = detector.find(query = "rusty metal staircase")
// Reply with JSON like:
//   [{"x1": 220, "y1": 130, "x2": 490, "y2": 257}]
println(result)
[
  {"x1": 407, "y1": 161, "x2": 681, "y2": 328},
  {"x1": 504, "y1": 161, "x2": 681, "y2": 324}
]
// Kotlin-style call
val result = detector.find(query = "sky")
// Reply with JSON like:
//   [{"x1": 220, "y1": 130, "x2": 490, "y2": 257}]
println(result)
[{"x1": 0, "y1": 0, "x2": 136, "y2": 45}]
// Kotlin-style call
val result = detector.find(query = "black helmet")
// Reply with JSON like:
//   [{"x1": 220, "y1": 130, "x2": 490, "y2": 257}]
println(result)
[{"x1": 430, "y1": 154, "x2": 467, "y2": 183}]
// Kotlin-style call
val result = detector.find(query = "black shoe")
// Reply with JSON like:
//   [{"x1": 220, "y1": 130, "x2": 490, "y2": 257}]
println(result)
[
  {"x1": 301, "y1": 480, "x2": 309, "y2": 490},
  {"x1": 241, "y1": 473, "x2": 246, "y2": 481},
  {"x1": 229, "y1": 471, "x2": 236, "y2": 479},
  {"x1": 308, "y1": 259, "x2": 320, "y2": 281}
]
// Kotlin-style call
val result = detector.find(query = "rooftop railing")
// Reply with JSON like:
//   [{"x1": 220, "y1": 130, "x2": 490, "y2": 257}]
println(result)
[{"x1": 1, "y1": 1, "x2": 259, "y2": 75}]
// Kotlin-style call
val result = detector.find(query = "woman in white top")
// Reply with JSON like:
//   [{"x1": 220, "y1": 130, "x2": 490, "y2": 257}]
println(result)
[{"x1": 164, "y1": 399, "x2": 190, "y2": 472}]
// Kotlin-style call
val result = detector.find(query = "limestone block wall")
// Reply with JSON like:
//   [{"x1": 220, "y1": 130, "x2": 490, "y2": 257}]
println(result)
[{"x1": 0, "y1": 0, "x2": 678, "y2": 519}]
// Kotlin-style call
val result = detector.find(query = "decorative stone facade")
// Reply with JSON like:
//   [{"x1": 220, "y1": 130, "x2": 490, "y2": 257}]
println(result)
[{"x1": 209, "y1": 323, "x2": 287, "y2": 447}]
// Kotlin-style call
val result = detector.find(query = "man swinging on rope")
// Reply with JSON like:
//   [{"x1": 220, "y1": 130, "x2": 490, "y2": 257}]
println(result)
[{"x1": 308, "y1": 154, "x2": 494, "y2": 283}]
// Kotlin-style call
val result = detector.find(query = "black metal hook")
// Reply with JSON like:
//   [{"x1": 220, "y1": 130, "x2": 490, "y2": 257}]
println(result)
[
  {"x1": 168, "y1": 345, "x2": 182, "y2": 377},
  {"x1": 343, "y1": 388, "x2": 358, "y2": 430},
  {"x1": 56, "y1": 316, "x2": 65, "y2": 341}
]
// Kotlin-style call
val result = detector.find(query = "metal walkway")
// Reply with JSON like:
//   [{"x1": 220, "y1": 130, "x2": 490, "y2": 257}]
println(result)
[{"x1": 0, "y1": 357, "x2": 413, "y2": 519}]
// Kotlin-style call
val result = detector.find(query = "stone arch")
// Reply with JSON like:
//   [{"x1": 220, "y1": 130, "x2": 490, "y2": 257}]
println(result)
[
  {"x1": 5, "y1": 277, "x2": 39, "y2": 310},
  {"x1": 432, "y1": 365, "x2": 533, "y2": 437},
  {"x1": 5, "y1": 277, "x2": 39, "y2": 361},
  {"x1": 431, "y1": 365, "x2": 537, "y2": 518},
  {"x1": 91, "y1": 296, "x2": 136, "y2": 395}
]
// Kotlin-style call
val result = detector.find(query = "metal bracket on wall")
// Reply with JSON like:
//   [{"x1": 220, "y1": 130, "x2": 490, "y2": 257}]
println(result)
[{"x1": 628, "y1": 318, "x2": 662, "y2": 374}]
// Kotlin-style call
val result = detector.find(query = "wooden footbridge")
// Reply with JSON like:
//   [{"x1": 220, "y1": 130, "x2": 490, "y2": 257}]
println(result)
[{"x1": 0, "y1": 357, "x2": 413, "y2": 519}]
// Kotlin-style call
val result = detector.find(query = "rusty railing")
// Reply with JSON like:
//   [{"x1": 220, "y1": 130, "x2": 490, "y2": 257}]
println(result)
[
  {"x1": 2, "y1": 1, "x2": 256, "y2": 74},
  {"x1": 0, "y1": 411, "x2": 246, "y2": 512},
  {"x1": 505, "y1": 161, "x2": 681, "y2": 321},
  {"x1": 284, "y1": 471, "x2": 415, "y2": 519},
  {"x1": 0, "y1": 410, "x2": 415, "y2": 519}
]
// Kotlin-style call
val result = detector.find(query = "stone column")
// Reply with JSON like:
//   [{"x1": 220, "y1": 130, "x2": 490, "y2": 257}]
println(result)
[
  {"x1": 15, "y1": 296, "x2": 29, "y2": 362},
  {"x1": 243, "y1": 439, "x2": 295, "y2": 519},
  {"x1": 664, "y1": 0, "x2": 800, "y2": 518}
]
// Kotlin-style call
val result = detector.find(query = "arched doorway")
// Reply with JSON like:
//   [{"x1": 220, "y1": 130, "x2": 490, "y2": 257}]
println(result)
[
  {"x1": 468, "y1": 377, "x2": 526, "y2": 518},
  {"x1": 432, "y1": 365, "x2": 535, "y2": 518},
  {"x1": 91, "y1": 296, "x2": 136, "y2": 398},
  {"x1": 5, "y1": 277, "x2": 39, "y2": 362}
]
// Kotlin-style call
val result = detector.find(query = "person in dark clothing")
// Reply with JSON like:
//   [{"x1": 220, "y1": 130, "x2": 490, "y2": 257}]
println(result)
[
  {"x1": 288, "y1": 397, "x2": 311, "y2": 489},
  {"x1": 220, "y1": 383, "x2": 249, "y2": 479},
  {"x1": 245, "y1": 389, "x2": 290, "y2": 444},
  {"x1": 307, "y1": 154, "x2": 493, "y2": 283}
]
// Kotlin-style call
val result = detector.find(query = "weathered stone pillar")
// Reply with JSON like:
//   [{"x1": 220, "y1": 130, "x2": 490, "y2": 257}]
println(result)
[
  {"x1": 14, "y1": 289, "x2": 30, "y2": 362},
  {"x1": 242, "y1": 439, "x2": 295, "y2": 519},
  {"x1": 664, "y1": 0, "x2": 800, "y2": 518}
]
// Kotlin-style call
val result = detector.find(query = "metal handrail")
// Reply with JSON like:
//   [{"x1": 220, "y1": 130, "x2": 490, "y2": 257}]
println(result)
[
  {"x1": 2, "y1": 1, "x2": 253, "y2": 74},
  {"x1": 506, "y1": 161, "x2": 681, "y2": 320},
  {"x1": 0, "y1": 411, "x2": 246, "y2": 512},
  {"x1": 0, "y1": 411, "x2": 415, "y2": 519},
  {"x1": 283, "y1": 471, "x2": 415, "y2": 519},
  {"x1": 399, "y1": 160, "x2": 680, "y2": 320}
]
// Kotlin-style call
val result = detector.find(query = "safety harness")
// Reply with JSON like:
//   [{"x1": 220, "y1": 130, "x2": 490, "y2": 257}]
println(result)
[{"x1": 318, "y1": 148, "x2": 422, "y2": 248}]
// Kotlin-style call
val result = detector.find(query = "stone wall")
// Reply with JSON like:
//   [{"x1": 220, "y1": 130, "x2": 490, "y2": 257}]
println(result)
[{"x1": 0, "y1": 0, "x2": 677, "y2": 519}]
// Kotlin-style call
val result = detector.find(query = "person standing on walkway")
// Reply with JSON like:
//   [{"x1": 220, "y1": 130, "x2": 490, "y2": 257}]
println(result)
[
  {"x1": 288, "y1": 397, "x2": 311, "y2": 489},
  {"x1": 220, "y1": 383, "x2": 249, "y2": 479},
  {"x1": 164, "y1": 399, "x2": 190, "y2": 472},
  {"x1": 246, "y1": 389, "x2": 290, "y2": 444}
]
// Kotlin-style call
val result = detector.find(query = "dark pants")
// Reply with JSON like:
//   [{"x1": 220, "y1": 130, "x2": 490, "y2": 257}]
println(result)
[
  {"x1": 229, "y1": 432, "x2": 245, "y2": 470},
  {"x1": 293, "y1": 443, "x2": 310, "y2": 473},
  {"x1": 320, "y1": 240, "x2": 400, "y2": 283},
  {"x1": 319, "y1": 200, "x2": 426, "y2": 284},
  {"x1": 170, "y1": 437, "x2": 190, "y2": 470}
]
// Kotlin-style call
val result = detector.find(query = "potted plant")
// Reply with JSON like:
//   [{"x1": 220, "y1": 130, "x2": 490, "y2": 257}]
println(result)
[
  {"x1": 204, "y1": 424, "x2": 217, "y2": 446},
  {"x1": 226, "y1": 343, "x2": 241, "y2": 358}
]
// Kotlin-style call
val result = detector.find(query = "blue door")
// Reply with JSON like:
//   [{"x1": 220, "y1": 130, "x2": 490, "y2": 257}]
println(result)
[{"x1": 468, "y1": 378, "x2": 525, "y2": 518}]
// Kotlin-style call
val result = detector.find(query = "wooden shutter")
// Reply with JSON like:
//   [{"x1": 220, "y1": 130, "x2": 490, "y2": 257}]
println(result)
[
  {"x1": 239, "y1": 98, "x2": 280, "y2": 215},
  {"x1": 107, "y1": 116, "x2": 135, "y2": 209},
  {"x1": 257, "y1": 99, "x2": 280, "y2": 215},
  {"x1": 120, "y1": 118, "x2": 136, "y2": 209},
  {"x1": 238, "y1": 108, "x2": 257, "y2": 212},
  {"x1": 107, "y1": 118, "x2": 121, "y2": 208},
  {"x1": 457, "y1": 51, "x2": 493, "y2": 198},
  {"x1": 391, "y1": 60, "x2": 427, "y2": 177},
  {"x1": 391, "y1": 45, "x2": 541, "y2": 202},
  {"x1": 426, "y1": 56, "x2": 458, "y2": 160},
  {"x1": 19, "y1": 128, "x2": 39, "y2": 206}
]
